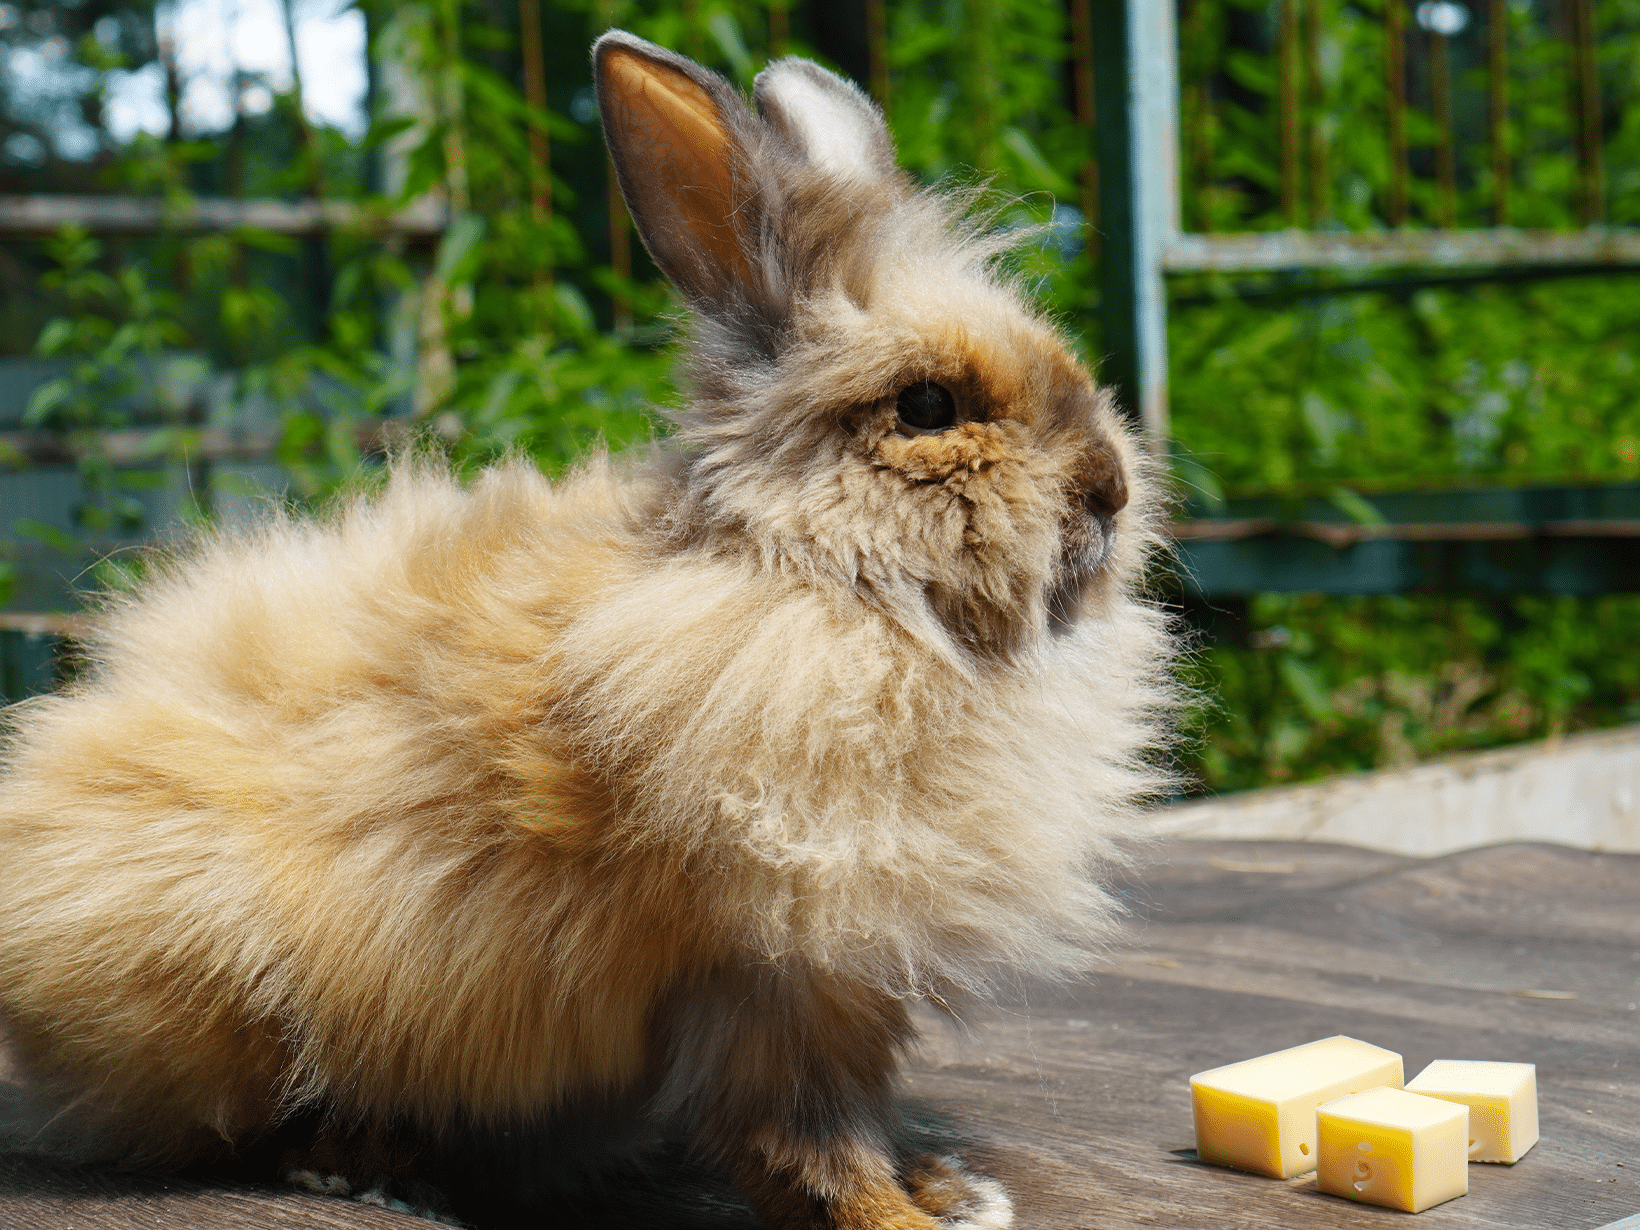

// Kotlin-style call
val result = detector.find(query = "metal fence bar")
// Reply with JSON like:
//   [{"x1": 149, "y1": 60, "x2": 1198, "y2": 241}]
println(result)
[
  {"x1": 1068, "y1": 0, "x2": 1099, "y2": 257},
  {"x1": 1172, "y1": 519, "x2": 1640, "y2": 545},
  {"x1": 1092, "y1": 0, "x2": 1178, "y2": 445},
  {"x1": 1279, "y1": 0, "x2": 1300, "y2": 225},
  {"x1": 0, "y1": 421, "x2": 411, "y2": 467},
  {"x1": 1489, "y1": 0, "x2": 1510, "y2": 225},
  {"x1": 1305, "y1": 0, "x2": 1327, "y2": 226},
  {"x1": 1571, "y1": 0, "x2": 1605, "y2": 224},
  {"x1": 1385, "y1": 0, "x2": 1408, "y2": 226},
  {"x1": 0, "y1": 195, "x2": 447, "y2": 238},
  {"x1": 1163, "y1": 226, "x2": 1640, "y2": 272},
  {"x1": 1429, "y1": 23, "x2": 1456, "y2": 227}
]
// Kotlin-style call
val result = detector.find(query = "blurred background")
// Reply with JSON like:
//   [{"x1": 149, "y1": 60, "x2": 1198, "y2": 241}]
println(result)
[{"x1": 2, "y1": 0, "x2": 1638, "y2": 800}]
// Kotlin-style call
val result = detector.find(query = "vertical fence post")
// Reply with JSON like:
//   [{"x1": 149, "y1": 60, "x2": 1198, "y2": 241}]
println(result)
[
  {"x1": 1306, "y1": 0, "x2": 1328, "y2": 226},
  {"x1": 1179, "y1": 0, "x2": 1216, "y2": 234},
  {"x1": 1570, "y1": 0, "x2": 1604, "y2": 224},
  {"x1": 865, "y1": 0, "x2": 889, "y2": 110},
  {"x1": 1069, "y1": 0, "x2": 1099, "y2": 257},
  {"x1": 769, "y1": 2, "x2": 789, "y2": 57},
  {"x1": 518, "y1": 0, "x2": 552, "y2": 288},
  {"x1": 1430, "y1": 25, "x2": 1456, "y2": 226},
  {"x1": 1093, "y1": 0, "x2": 1178, "y2": 446},
  {"x1": 597, "y1": 0, "x2": 632, "y2": 333},
  {"x1": 1489, "y1": 0, "x2": 1509, "y2": 225},
  {"x1": 1385, "y1": 0, "x2": 1407, "y2": 226},
  {"x1": 1279, "y1": 0, "x2": 1300, "y2": 225}
]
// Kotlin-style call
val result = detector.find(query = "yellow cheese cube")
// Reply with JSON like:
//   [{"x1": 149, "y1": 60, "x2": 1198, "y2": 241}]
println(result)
[
  {"x1": 1318, "y1": 1087, "x2": 1469, "y2": 1213},
  {"x1": 1406, "y1": 1060, "x2": 1538, "y2": 1164},
  {"x1": 1190, "y1": 1035, "x2": 1404, "y2": 1178}
]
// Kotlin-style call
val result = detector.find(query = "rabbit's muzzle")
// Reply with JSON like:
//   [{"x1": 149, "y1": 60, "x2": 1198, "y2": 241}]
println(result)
[
  {"x1": 1048, "y1": 444, "x2": 1129, "y2": 632},
  {"x1": 1072, "y1": 438, "x2": 1129, "y2": 560}
]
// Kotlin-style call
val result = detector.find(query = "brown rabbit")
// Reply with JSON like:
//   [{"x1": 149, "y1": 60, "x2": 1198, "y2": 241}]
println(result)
[{"x1": 0, "y1": 30, "x2": 1176, "y2": 1230}]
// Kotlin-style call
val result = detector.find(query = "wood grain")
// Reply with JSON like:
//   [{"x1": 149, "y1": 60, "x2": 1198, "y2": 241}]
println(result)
[{"x1": 3, "y1": 840, "x2": 1635, "y2": 1228}]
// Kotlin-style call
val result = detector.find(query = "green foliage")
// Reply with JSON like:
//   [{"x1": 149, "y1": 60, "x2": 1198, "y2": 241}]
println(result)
[
  {"x1": 11, "y1": 0, "x2": 1640, "y2": 792},
  {"x1": 23, "y1": 225, "x2": 205, "y2": 541},
  {"x1": 1170, "y1": 278, "x2": 1640, "y2": 490},
  {"x1": 1166, "y1": 0, "x2": 1640, "y2": 791},
  {"x1": 1171, "y1": 0, "x2": 1640, "y2": 492},
  {"x1": 1187, "y1": 592, "x2": 1640, "y2": 792}
]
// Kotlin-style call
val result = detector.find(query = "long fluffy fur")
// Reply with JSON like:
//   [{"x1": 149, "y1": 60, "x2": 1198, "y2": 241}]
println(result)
[{"x1": 0, "y1": 32, "x2": 1176, "y2": 1230}]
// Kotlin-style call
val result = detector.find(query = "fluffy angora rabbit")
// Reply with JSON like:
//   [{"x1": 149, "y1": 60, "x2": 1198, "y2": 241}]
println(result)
[{"x1": 0, "y1": 30, "x2": 1175, "y2": 1230}]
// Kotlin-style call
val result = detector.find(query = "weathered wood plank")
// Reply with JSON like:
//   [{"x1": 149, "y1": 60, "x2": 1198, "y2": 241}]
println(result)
[
  {"x1": 1163, "y1": 226, "x2": 1640, "y2": 273},
  {"x1": 907, "y1": 840, "x2": 1639, "y2": 1228},
  {"x1": 0, "y1": 1154, "x2": 427, "y2": 1229},
  {"x1": 3, "y1": 841, "x2": 1634, "y2": 1227}
]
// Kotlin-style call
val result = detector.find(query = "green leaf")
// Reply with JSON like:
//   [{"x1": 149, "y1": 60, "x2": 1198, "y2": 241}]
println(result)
[
  {"x1": 13, "y1": 519, "x2": 81, "y2": 556},
  {"x1": 211, "y1": 471, "x2": 272, "y2": 500},
  {"x1": 36, "y1": 317, "x2": 79, "y2": 357},
  {"x1": 1001, "y1": 128, "x2": 1075, "y2": 197},
  {"x1": 91, "y1": 556, "x2": 147, "y2": 594},
  {"x1": 707, "y1": 12, "x2": 755, "y2": 83},
  {"x1": 553, "y1": 284, "x2": 596, "y2": 336},
  {"x1": 23, "y1": 380, "x2": 75, "y2": 427},
  {"x1": 1326, "y1": 486, "x2": 1388, "y2": 528},
  {"x1": 1277, "y1": 654, "x2": 1336, "y2": 724},
  {"x1": 434, "y1": 213, "x2": 487, "y2": 284}
]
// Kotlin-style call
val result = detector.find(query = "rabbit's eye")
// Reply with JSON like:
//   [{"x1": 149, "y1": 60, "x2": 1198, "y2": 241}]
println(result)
[{"x1": 895, "y1": 382, "x2": 957, "y2": 435}]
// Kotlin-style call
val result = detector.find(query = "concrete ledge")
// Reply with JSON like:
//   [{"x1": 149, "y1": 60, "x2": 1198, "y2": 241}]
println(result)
[{"x1": 1157, "y1": 723, "x2": 1640, "y2": 856}]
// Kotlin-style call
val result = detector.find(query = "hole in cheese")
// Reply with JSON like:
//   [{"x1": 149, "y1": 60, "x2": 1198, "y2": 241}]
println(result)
[
  {"x1": 1321, "y1": 1087, "x2": 1470, "y2": 1213},
  {"x1": 1354, "y1": 1150, "x2": 1374, "y2": 1190},
  {"x1": 1299, "y1": 1143, "x2": 1309, "y2": 1156}
]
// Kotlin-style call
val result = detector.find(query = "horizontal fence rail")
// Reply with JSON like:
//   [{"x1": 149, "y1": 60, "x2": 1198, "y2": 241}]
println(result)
[
  {"x1": 0, "y1": 612, "x2": 95, "y2": 637},
  {"x1": 1169, "y1": 483, "x2": 1640, "y2": 595},
  {"x1": 0, "y1": 195, "x2": 448, "y2": 239},
  {"x1": 1163, "y1": 227, "x2": 1640, "y2": 274},
  {"x1": 1171, "y1": 518, "x2": 1640, "y2": 546},
  {"x1": 0, "y1": 420, "x2": 412, "y2": 467}
]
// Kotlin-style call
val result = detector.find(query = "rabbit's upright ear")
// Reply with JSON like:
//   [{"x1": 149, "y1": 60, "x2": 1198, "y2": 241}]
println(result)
[
  {"x1": 594, "y1": 32, "x2": 759, "y2": 308},
  {"x1": 753, "y1": 58, "x2": 897, "y2": 184}
]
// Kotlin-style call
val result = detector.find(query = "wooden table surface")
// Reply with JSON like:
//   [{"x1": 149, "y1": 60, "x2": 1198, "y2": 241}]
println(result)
[{"x1": 3, "y1": 839, "x2": 1636, "y2": 1229}]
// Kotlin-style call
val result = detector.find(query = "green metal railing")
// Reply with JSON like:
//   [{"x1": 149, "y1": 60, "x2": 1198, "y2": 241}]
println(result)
[{"x1": 1091, "y1": 0, "x2": 1640, "y2": 595}]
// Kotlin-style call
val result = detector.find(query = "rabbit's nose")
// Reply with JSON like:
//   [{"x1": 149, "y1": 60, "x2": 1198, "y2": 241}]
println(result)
[{"x1": 1079, "y1": 450, "x2": 1129, "y2": 521}]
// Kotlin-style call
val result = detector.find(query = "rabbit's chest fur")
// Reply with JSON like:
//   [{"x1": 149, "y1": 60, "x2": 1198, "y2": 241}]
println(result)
[{"x1": 0, "y1": 455, "x2": 1162, "y2": 1167}]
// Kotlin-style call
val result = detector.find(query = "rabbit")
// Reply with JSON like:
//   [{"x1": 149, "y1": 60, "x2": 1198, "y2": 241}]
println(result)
[{"x1": 0, "y1": 29, "x2": 1177, "y2": 1230}]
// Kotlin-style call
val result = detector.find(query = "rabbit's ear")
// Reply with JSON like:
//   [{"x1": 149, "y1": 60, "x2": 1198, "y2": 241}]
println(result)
[
  {"x1": 753, "y1": 59, "x2": 897, "y2": 184},
  {"x1": 594, "y1": 31, "x2": 758, "y2": 306}
]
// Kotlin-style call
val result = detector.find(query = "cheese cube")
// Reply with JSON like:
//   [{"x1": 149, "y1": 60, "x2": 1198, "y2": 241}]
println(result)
[
  {"x1": 1190, "y1": 1036, "x2": 1404, "y2": 1178},
  {"x1": 1406, "y1": 1060, "x2": 1538, "y2": 1164},
  {"x1": 1317, "y1": 1087, "x2": 1469, "y2": 1213}
]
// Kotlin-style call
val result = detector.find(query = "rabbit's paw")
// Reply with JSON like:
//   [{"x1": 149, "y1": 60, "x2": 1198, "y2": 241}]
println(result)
[
  {"x1": 282, "y1": 1166, "x2": 464, "y2": 1225},
  {"x1": 903, "y1": 1155, "x2": 1013, "y2": 1230},
  {"x1": 354, "y1": 1177, "x2": 467, "y2": 1225},
  {"x1": 282, "y1": 1166, "x2": 353, "y2": 1197}
]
